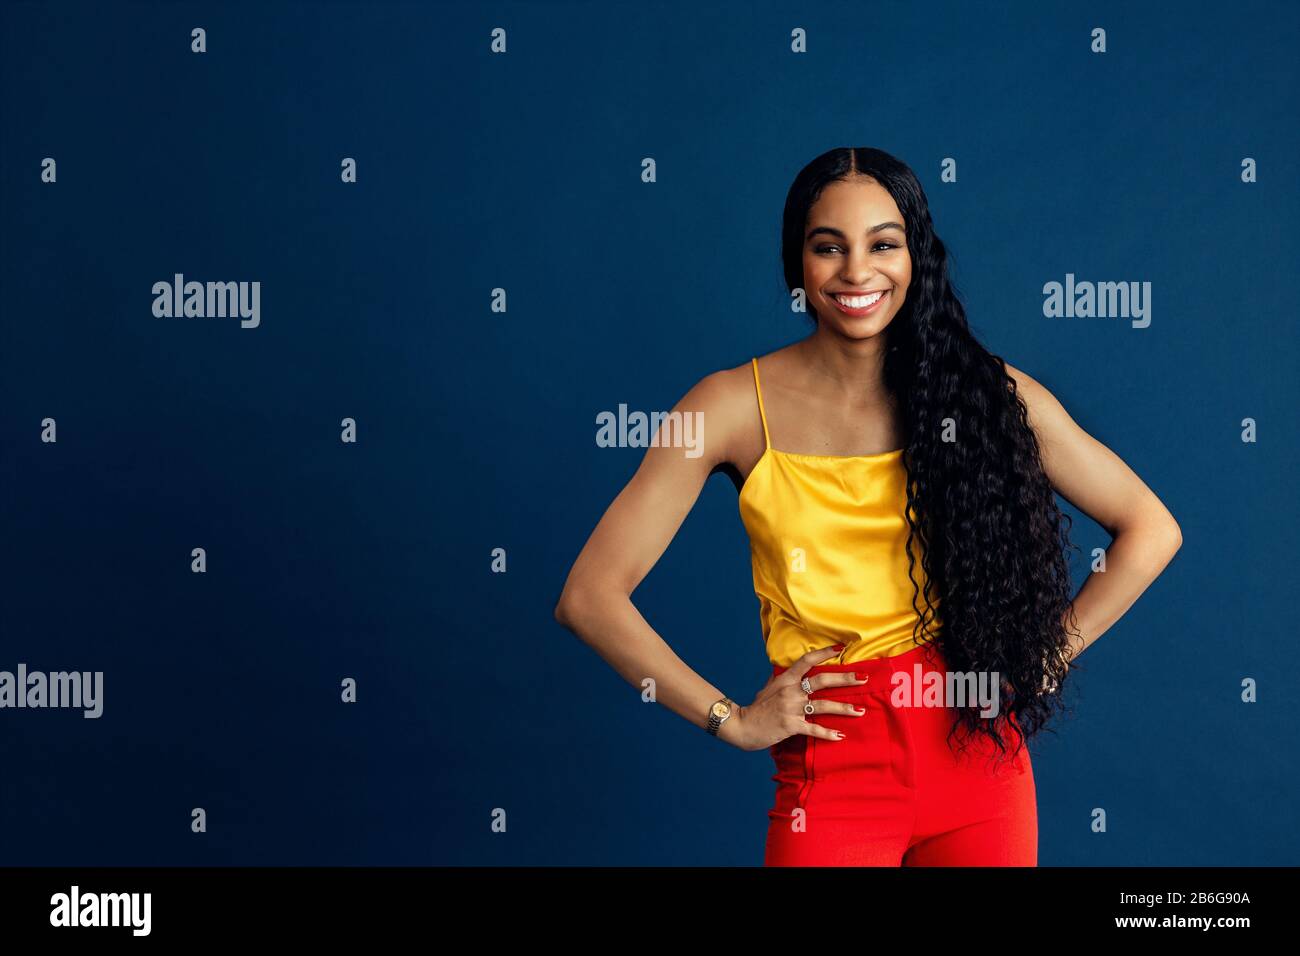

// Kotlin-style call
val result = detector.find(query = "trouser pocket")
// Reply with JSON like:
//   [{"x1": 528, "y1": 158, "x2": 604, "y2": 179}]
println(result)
[
  {"x1": 803, "y1": 695, "x2": 906, "y2": 812},
  {"x1": 767, "y1": 734, "x2": 816, "y2": 819},
  {"x1": 799, "y1": 734, "x2": 816, "y2": 807}
]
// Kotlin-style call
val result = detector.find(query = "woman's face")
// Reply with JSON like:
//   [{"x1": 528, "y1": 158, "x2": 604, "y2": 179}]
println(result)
[{"x1": 801, "y1": 175, "x2": 911, "y2": 341}]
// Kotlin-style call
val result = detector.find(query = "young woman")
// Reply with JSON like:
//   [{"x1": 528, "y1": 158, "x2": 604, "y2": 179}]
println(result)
[{"x1": 554, "y1": 147, "x2": 1182, "y2": 866}]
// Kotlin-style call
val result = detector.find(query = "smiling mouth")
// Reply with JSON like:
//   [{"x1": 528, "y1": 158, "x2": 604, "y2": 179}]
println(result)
[{"x1": 829, "y1": 290, "x2": 889, "y2": 313}]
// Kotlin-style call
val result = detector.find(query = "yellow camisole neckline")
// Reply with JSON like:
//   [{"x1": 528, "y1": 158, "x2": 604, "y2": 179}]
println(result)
[{"x1": 738, "y1": 357, "x2": 937, "y2": 667}]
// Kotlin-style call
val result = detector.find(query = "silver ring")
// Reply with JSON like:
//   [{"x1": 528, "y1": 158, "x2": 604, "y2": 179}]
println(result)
[
  {"x1": 801, "y1": 677, "x2": 813, "y2": 694},
  {"x1": 804, "y1": 701, "x2": 816, "y2": 715}
]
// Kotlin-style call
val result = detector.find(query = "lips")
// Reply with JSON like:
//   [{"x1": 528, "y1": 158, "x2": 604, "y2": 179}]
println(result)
[{"x1": 829, "y1": 289, "x2": 889, "y2": 316}]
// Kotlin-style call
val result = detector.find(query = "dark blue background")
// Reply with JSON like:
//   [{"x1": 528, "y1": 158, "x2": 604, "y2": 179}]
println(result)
[{"x1": 2, "y1": 0, "x2": 1296, "y2": 865}]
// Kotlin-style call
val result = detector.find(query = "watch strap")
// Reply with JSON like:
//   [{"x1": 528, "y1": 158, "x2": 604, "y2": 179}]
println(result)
[{"x1": 706, "y1": 697, "x2": 735, "y2": 736}]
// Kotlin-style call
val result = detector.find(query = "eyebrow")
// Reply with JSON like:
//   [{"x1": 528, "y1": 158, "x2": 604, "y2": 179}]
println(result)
[{"x1": 806, "y1": 222, "x2": 906, "y2": 241}]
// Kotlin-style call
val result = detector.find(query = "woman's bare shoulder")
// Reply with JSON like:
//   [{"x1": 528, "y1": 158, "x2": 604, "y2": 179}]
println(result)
[
  {"x1": 1001, "y1": 358, "x2": 1064, "y2": 421},
  {"x1": 669, "y1": 359, "x2": 766, "y2": 466},
  {"x1": 688, "y1": 343, "x2": 806, "y2": 424},
  {"x1": 674, "y1": 360, "x2": 755, "y2": 423}
]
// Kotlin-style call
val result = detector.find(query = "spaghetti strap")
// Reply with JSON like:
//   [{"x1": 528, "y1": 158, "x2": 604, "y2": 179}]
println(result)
[{"x1": 750, "y1": 357, "x2": 771, "y2": 450}]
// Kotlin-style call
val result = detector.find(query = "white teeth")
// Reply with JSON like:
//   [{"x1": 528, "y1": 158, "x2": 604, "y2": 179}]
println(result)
[{"x1": 834, "y1": 291, "x2": 884, "y2": 308}]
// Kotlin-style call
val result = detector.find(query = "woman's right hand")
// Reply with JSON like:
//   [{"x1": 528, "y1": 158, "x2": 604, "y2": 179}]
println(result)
[{"x1": 730, "y1": 646, "x2": 870, "y2": 752}]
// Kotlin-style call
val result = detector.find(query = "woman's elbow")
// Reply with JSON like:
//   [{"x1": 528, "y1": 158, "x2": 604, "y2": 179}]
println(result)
[
  {"x1": 1135, "y1": 500, "x2": 1182, "y2": 556},
  {"x1": 554, "y1": 588, "x2": 576, "y2": 630},
  {"x1": 1151, "y1": 515, "x2": 1182, "y2": 563},
  {"x1": 554, "y1": 581, "x2": 590, "y2": 631},
  {"x1": 1168, "y1": 520, "x2": 1183, "y2": 553},
  {"x1": 1158, "y1": 504, "x2": 1183, "y2": 553},
  {"x1": 555, "y1": 579, "x2": 627, "y2": 632}
]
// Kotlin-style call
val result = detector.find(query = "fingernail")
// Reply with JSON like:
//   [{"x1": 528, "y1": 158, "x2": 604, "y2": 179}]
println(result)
[
  {"x1": 834, "y1": 731, "x2": 846, "y2": 740},
  {"x1": 855, "y1": 707, "x2": 866, "y2": 715}
]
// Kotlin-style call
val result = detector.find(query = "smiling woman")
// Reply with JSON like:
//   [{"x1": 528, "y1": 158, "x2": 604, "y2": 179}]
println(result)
[{"x1": 555, "y1": 146, "x2": 1181, "y2": 867}]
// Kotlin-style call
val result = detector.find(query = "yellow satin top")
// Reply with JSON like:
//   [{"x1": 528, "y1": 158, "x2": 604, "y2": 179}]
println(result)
[{"x1": 738, "y1": 357, "x2": 937, "y2": 667}]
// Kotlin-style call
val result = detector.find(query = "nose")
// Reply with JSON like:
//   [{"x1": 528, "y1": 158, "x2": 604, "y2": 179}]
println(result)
[{"x1": 839, "y1": 246, "x2": 879, "y2": 286}]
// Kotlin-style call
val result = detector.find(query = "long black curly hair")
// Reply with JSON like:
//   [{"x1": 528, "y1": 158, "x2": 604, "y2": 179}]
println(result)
[{"x1": 781, "y1": 147, "x2": 1082, "y2": 769}]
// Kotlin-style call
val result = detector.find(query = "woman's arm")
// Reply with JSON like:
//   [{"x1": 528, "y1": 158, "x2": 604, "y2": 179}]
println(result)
[
  {"x1": 554, "y1": 367, "x2": 761, "y2": 749},
  {"x1": 1006, "y1": 363, "x2": 1183, "y2": 663}
]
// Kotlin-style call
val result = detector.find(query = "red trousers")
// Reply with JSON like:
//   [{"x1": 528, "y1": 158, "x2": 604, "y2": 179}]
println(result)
[{"x1": 765, "y1": 640, "x2": 1038, "y2": 866}]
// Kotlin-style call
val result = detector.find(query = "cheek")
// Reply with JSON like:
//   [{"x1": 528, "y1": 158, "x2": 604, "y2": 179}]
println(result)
[
  {"x1": 803, "y1": 266, "x2": 837, "y2": 302},
  {"x1": 803, "y1": 257, "x2": 831, "y2": 285},
  {"x1": 892, "y1": 263, "x2": 912, "y2": 292}
]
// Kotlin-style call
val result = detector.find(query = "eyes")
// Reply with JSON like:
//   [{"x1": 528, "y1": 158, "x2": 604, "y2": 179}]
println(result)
[{"x1": 814, "y1": 241, "x2": 901, "y2": 255}]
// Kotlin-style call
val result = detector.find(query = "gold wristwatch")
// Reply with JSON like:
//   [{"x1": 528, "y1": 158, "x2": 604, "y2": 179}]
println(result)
[{"x1": 706, "y1": 697, "x2": 735, "y2": 736}]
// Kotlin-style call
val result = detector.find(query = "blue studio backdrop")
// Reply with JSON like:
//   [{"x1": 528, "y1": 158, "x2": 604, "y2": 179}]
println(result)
[{"x1": 2, "y1": 0, "x2": 1297, "y2": 865}]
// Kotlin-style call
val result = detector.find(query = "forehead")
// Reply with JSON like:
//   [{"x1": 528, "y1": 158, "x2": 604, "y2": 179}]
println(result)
[{"x1": 807, "y1": 176, "x2": 903, "y2": 225}]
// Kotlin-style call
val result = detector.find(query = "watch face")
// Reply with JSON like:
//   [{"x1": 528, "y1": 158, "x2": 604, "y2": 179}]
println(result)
[{"x1": 712, "y1": 701, "x2": 730, "y2": 718}]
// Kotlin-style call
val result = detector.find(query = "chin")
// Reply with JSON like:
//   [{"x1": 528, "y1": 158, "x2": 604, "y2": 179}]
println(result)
[{"x1": 818, "y1": 314, "x2": 894, "y2": 340}]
